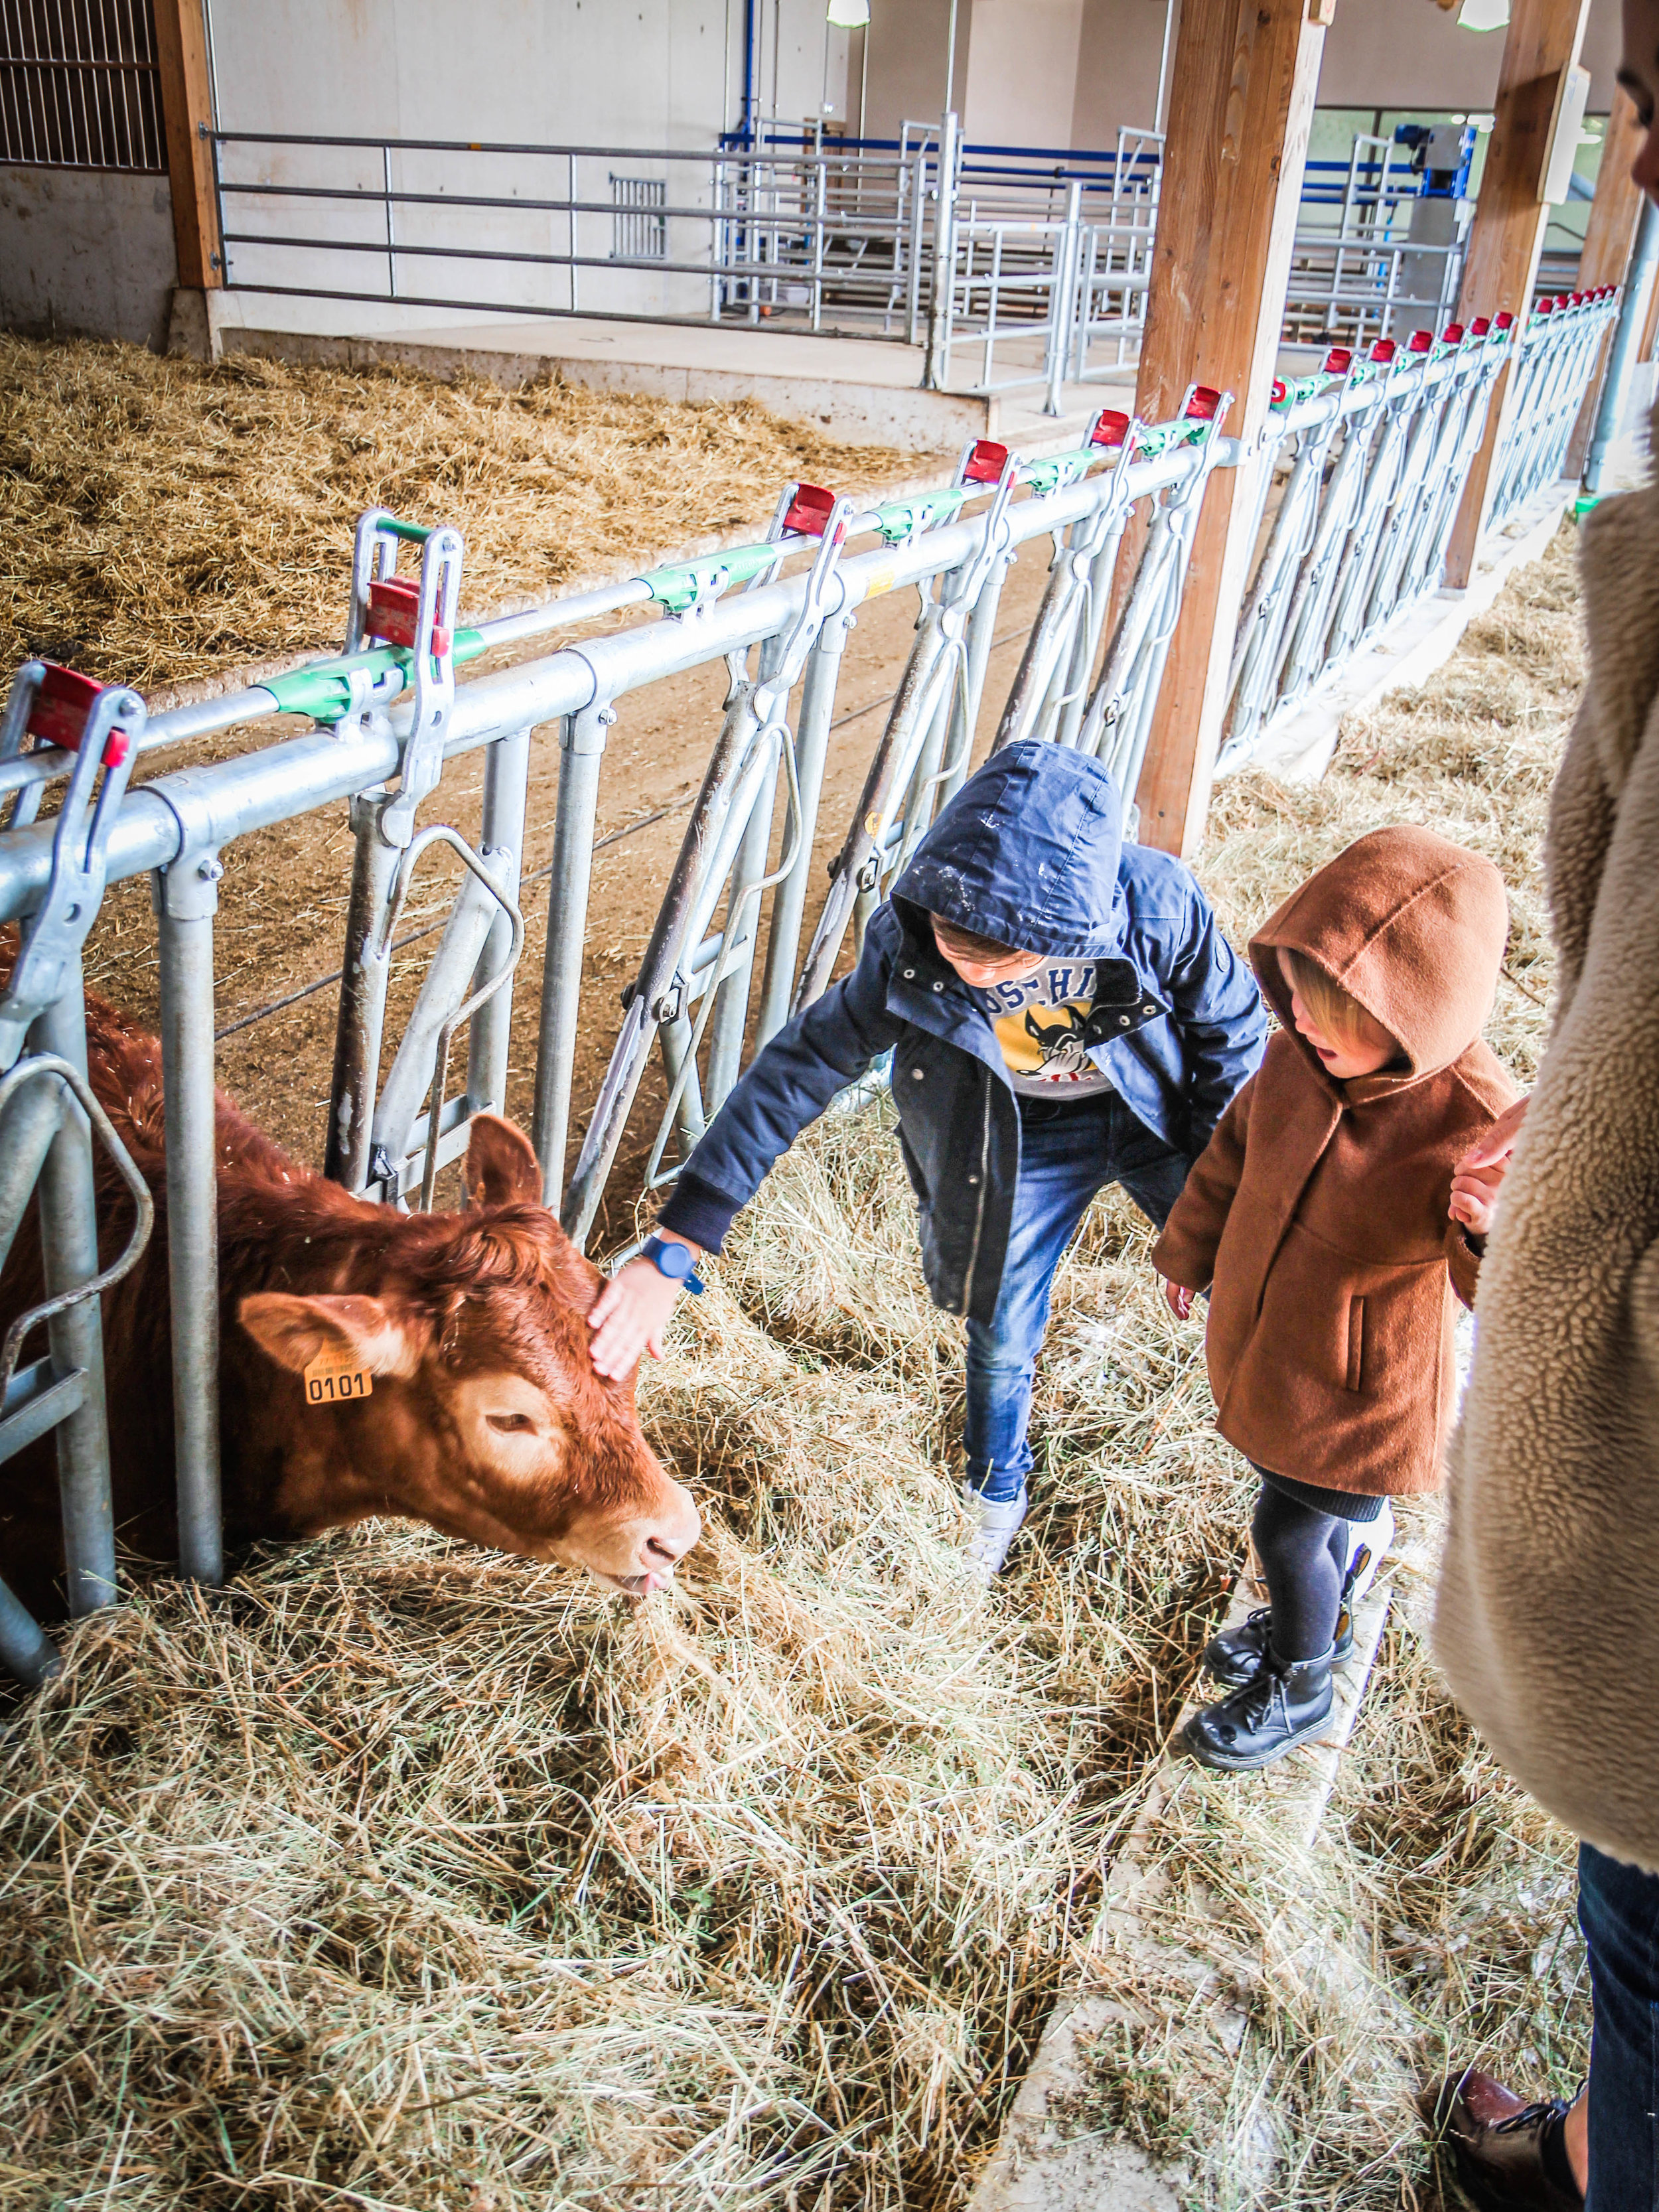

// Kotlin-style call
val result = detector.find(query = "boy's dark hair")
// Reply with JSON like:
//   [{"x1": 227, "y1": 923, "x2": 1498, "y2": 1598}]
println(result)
[{"x1": 930, "y1": 913, "x2": 1022, "y2": 962}]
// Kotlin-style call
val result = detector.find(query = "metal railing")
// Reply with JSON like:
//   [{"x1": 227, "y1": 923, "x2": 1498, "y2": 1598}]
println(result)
[
  {"x1": 210, "y1": 127, "x2": 949, "y2": 340},
  {"x1": 1220, "y1": 288, "x2": 1616, "y2": 769},
  {"x1": 0, "y1": 281, "x2": 1606, "y2": 1683},
  {"x1": 0, "y1": 396, "x2": 1245, "y2": 1684}
]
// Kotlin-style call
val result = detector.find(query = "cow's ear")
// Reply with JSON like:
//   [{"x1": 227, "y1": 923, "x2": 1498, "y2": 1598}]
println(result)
[
  {"x1": 465, "y1": 1113, "x2": 543, "y2": 1209},
  {"x1": 238, "y1": 1293, "x2": 429, "y2": 1378}
]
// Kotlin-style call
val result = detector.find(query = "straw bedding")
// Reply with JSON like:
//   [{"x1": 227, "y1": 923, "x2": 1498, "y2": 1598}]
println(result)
[
  {"x1": 0, "y1": 506, "x2": 1584, "y2": 2208},
  {"x1": 0, "y1": 336, "x2": 930, "y2": 696}
]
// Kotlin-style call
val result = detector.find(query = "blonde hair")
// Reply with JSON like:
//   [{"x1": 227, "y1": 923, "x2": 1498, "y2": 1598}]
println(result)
[{"x1": 1281, "y1": 947, "x2": 1398, "y2": 1055}]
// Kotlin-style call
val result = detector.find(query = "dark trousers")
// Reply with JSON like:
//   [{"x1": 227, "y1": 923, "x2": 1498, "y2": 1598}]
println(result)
[
  {"x1": 1250, "y1": 1476, "x2": 1385, "y2": 1660},
  {"x1": 1580, "y1": 1839, "x2": 1659, "y2": 2208}
]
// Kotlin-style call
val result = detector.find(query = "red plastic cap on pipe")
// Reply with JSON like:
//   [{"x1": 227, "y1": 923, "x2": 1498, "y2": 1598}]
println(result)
[
  {"x1": 1322, "y1": 346, "x2": 1353, "y2": 375},
  {"x1": 962, "y1": 439, "x2": 1009, "y2": 484},
  {"x1": 1408, "y1": 329, "x2": 1433, "y2": 353},
  {"x1": 1090, "y1": 409, "x2": 1131, "y2": 447},
  {"x1": 1441, "y1": 323, "x2": 1465, "y2": 345},
  {"x1": 1470, "y1": 316, "x2": 1492, "y2": 337},
  {"x1": 782, "y1": 481, "x2": 838, "y2": 536},
  {"x1": 1184, "y1": 384, "x2": 1223, "y2": 419},
  {"x1": 1536, "y1": 297, "x2": 1555, "y2": 315},
  {"x1": 1270, "y1": 377, "x2": 1287, "y2": 406},
  {"x1": 1369, "y1": 338, "x2": 1398, "y2": 364},
  {"x1": 1494, "y1": 311, "x2": 1515, "y2": 331}
]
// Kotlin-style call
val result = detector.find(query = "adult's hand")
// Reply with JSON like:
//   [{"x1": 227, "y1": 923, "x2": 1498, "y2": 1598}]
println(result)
[
  {"x1": 1449, "y1": 1095, "x2": 1530, "y2": 1236},
  {"x1": 589, "y1": 1254, "x2": 687, "y2": 1378}
]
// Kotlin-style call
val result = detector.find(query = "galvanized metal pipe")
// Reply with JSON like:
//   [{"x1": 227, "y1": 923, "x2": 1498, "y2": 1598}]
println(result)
[
  {"x1": 532, "y1": 700, "x2": 613, "y2": 1208},
  {"x1": 754, "y1": 607, "x2": 851, "y2": 1048},
  {"x1": 29, "y1": 975, "x2": 118, "y2": 1615},
  {"x1": 325, "y1": 790, "x2": 401, "y2": 1191},
  {"x1": 467, "y1": 723, "x2": 532, "y2": 1120},
  {"x1": 153, "y1": 853, "x2": 224, "y2": 1588}
]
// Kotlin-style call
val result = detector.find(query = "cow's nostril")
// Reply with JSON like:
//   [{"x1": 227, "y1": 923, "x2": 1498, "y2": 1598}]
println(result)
[{"x1": 644, "y1": 1535, "x2": 679, "y2": 1564}]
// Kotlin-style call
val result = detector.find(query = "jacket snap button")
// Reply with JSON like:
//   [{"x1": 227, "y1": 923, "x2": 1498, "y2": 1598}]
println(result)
[
  {"x1": 968, "y1": 1173, "x2": 979, "y2": 1185},
  {"x1": 932, "y1": 980, "x2": 944, "y2": 992},
  {"x1": 902, "y1": 968, "x2": 914, "y2": 978},
  {"x1": 912, "y1": 1067, "x2": 925, "y2": 1080},
  {"x1": 1118, "y1": 1013, "x2": 1131, "y2": 1027}
]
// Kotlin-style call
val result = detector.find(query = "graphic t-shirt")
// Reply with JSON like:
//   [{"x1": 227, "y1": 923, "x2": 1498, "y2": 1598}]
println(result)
[{"x1": 973, "y1": 960, "x2": 1121, "y2": 1100}]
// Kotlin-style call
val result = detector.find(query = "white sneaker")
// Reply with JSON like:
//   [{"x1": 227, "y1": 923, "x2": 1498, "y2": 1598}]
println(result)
[
  {"x1": 1345, "y1": 1502, "x2": 1394, "y2": 1605},
  {"x1": 962, "y1": 1483, "x2": 1029, "y2": 1578}
]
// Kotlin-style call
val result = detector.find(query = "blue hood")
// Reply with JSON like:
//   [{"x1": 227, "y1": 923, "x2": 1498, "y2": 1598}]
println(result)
[{"x1": 892, "y1": 741, "x2": 1126, "y2": 960}]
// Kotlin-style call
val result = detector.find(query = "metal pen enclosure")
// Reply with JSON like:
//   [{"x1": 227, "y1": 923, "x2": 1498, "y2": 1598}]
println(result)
[{"x1": 0, "y1": 295, "x2": 1608, "y2": 1683}]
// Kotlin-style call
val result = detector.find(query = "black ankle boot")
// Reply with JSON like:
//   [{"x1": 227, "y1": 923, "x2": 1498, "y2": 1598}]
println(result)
[
  {"x1": 1186, "y1": 1642, "x2": 1335, "y2": 1771},
  {"x1": 1203, "y1": 1599, "x2": 1354, "y2": 1689}
]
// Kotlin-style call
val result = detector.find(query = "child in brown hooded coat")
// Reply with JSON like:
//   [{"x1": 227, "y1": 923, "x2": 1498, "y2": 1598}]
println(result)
[{"x1": 1152, "y1": 824, "x2": 1517, "y2": 1771}]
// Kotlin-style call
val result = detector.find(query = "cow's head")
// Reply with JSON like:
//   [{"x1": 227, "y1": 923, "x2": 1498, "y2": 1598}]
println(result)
[{"x1": 237, "y1": 1116, "x2": 699, "y2": 1595}]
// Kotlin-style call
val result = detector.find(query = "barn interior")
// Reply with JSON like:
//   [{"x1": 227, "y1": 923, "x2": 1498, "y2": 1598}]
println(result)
[{"x1": 0, "y1": 0, "x2": 1640, "y2": 2205}]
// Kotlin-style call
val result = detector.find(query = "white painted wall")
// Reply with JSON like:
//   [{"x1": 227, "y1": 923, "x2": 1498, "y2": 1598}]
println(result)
[
  {"x1": 206, "y1": 0, "x2": 851, "y2": 319},
  {"x1": 0, "y1": 167, "x2": 177, "y2": 349},
  {"x1": 962, "y1": 0, "x2": 1086, "y2": 149}
]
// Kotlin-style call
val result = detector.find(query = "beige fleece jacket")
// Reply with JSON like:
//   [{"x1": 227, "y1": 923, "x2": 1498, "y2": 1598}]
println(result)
[{"x1": 1436, "y1": 470, "x2": 1659, "y2": 1874}]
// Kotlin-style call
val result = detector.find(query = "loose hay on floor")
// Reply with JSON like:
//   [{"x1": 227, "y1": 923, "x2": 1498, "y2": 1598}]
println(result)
[
  {"x1": 0, "y1": 338, "x2": 935, "y2": 696},
  {"x1": 0, "y1": 527, "x2": 1589, "y2": 2211}
]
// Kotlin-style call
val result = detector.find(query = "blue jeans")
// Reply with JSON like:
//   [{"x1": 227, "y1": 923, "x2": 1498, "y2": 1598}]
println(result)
[
  {"x1": 1580, "y1": 1840, "x2": 1659, "y2": 2208},
  {"x1": 964, "y1": 1090, "x2": 1192, "y2": 1503}
]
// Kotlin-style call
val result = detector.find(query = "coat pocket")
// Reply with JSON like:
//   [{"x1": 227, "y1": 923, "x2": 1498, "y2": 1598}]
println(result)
[{"x1": 1345, "y1": 1295, "x2": 1364, "y2": 1393}]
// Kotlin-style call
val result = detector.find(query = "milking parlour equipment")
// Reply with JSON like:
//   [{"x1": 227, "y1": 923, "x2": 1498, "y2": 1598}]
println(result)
[
  {"x1": 321, "y1": 513, "x2": 528, "y2": 1209},
  {"x1": 0, "y1": 666, "x2": 154, "y2": 1684}
]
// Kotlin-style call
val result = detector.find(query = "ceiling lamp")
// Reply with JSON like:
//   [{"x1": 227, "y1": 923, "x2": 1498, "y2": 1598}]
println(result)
[{"x1": 827, "y1": 0, "x2": 871, "y2": 24}]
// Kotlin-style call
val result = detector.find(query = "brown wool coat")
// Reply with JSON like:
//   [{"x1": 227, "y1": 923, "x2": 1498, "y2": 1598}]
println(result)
[
  {"x1": 1437, "y1": 471, "x2": 1659, "y2": 1874},
  {"x1": 1151, "y1": 826, "x2": 1516, "y2": 1498}
]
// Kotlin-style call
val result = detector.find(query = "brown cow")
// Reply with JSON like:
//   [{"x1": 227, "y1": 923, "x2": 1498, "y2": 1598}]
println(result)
[{"x1": 0, "y1": 992, "x2": 699, "y2": 1622}]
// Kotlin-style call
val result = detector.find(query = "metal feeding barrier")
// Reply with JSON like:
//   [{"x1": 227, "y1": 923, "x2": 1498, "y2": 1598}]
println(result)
[
  {"x1": 1219, "y1": 289, "x2": 1617, "y2": 771},
  {"x1": 0, "y1": 288, "x2": 1610, "y2": 1682}
]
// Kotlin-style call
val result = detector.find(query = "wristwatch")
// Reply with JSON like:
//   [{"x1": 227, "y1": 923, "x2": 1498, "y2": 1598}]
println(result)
[{"x1": 643, "y1": 1234, "x2": 705, "y2": 1295}]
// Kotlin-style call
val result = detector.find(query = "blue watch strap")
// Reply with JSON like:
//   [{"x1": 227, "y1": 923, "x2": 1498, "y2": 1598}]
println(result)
[{"x1": 644, "y1": 1234, "x2": 705, "y2": 1295}]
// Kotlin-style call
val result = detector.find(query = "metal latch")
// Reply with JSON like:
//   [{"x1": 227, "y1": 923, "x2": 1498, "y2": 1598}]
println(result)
[
  {"x1": 0, "y1": 663, "x2": 145, "y2": 1072},
  {"x1": 345, "y1": 510, "x2": 466, "y2": 849}
]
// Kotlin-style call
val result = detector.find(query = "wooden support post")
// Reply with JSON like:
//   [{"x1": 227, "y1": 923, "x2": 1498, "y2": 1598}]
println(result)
[
  {"x1": 153, "y1": 0, "x2": 220, "y2": 292},
  {"x1": 1127, "y1": 0, "x2": 1329, "y2": 859},
  {"x1": 1441, "y1": 0, "x2": 1593, "y2": 587},
  {"x1": 1564, "y1": 91, "x2": 1646, "y2": 478}
]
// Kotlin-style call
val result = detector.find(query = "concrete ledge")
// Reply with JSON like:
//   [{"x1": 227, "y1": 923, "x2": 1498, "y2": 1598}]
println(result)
[
  {"x1": 219, "y1": 322, "x2": 1001, "y2": 449},
  {"x1": 1234, "y1": 483, "x2": 1576, "y2": 785},
  {"x1": 967, "y1": 1553, "x2": 1397, "y2": 2212}
]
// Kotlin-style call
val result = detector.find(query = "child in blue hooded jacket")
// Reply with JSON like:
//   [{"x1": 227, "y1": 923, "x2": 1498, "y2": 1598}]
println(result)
[{"x1": 590, "y1": 741, "x2": 1267, "y2": 1574}]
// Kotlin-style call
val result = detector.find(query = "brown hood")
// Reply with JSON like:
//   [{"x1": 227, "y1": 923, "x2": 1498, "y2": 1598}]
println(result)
[{"x1": 1250, "y1": 826, "x2": 1508, "y2": 1099}]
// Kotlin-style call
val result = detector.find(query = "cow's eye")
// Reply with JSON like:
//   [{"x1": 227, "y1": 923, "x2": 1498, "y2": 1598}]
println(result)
[{"x1": 486, "y1": 1412, "x2": 537, "y2": 1436}]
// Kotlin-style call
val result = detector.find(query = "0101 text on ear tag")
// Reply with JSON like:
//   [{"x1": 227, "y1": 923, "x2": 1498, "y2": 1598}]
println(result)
[{"x1": 303, "y1": 1343, "x2": 373, "y2": 1406}]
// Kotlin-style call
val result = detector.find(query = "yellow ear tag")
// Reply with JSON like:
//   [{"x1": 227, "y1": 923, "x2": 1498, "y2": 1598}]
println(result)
[{"x1": 303, "y1": 1343, "x2": 373, "y2": 1407}]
